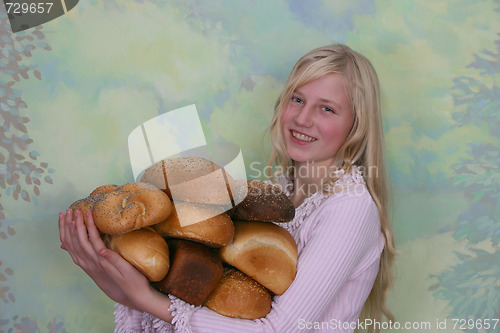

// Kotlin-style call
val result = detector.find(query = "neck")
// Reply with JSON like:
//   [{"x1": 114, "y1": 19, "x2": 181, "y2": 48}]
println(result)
[{"x1": 290, "y1": 160, "x2": 333, "y2": 207}]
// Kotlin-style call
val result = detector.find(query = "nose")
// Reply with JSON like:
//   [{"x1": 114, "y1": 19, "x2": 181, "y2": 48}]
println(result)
[{"x1": 294, "y1": 104, "x2": 314, "y2": 127}]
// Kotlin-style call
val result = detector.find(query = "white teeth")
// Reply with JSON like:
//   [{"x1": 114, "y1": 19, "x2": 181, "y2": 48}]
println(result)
[{"x1": 291, "y1": 131, "x2": 316, "y2": 142}]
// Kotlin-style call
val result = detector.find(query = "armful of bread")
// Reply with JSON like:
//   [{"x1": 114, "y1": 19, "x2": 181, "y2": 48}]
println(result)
[{"x1": 66, "y1": 156, "x2": 298, "y2": 319}]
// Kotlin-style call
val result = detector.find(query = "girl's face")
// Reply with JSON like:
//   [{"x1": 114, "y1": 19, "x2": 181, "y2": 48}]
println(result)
[{"x1": 281, "y1": 73, "x2": 353, "y2": 167}]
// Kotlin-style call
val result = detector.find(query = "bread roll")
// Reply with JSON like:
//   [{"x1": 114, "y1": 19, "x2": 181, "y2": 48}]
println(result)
[
  {"x1": 219, "y1": 221, "x2": 297, "y2": 295},
  {"x1": 70, "y1": 184, "x2": 120, "y2": 224},
  {"x1": 92, "y1": 182, "x2": 173, "y2": 235},
  {"x1": 69, "y1": 193, "x2": 105, "y2": 225},
  {"x1": 204, "y1": 268, "x2": 271, "y2": 319},
  {"x1": 140, "y1": 157, "x2": 235, "y2": 206},
  {"x1": 152, "y1": 202, "x2": 234, "y2": 247},
  {"x1": 156, "y1": 239, "x2": 223, "y2": 306},
  {"x1": 228, "y1": 180, "x2": 295, "y2": 223},
  {"x1": 106, "y1": 227, "x2": 170, "y2": 282},
  {"x1": 89, "y1": 184, "x2": 119, "y2": 195}
]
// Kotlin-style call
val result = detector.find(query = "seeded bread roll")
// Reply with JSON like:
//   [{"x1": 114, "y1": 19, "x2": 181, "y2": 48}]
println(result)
[
  {"x1": 140, "y1": 157, "x2": 235, "y2": 207},
  {"x1": 152, "y1": 202, "x2": 234, "y2": 248},
  {"x1": 70, "y1": 184, "x2": 119, "y2": 222},
  {"x1": 156, "y1": 239, "x2": 223, "y2": 306},
  {"x1": 69, "y1": 193, "x2": 106, "y2": 225},
  {"x1": 219, "y1": 221, "x2": 298, "y2": 295},
  {"x1": 204, "y1": 268, "x2": 272, "y2": 319},
  {"x1": 92, "y1": 182, "x2": 173, "y2": 235},
  {"x1": 228, "y1": 180, "x2": 295, "y2": 223},
  {"x1": 89, "y1": 184, "x2": 119, "y2": 195},
  {"x1": 105, "y1": 227, "x2": 170, "y2": 282}
]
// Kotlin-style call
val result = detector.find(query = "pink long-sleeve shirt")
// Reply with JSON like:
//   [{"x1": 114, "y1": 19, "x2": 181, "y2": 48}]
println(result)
[{"x1": 114, "y1": 166, "x2": 385, "y2": 332}]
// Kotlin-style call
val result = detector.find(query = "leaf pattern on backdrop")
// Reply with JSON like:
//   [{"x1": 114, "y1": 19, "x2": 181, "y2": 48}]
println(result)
[
  {"x1": 431, "y1": 32, "x2": 500, "y2": 331},
  {"x1": 0, "y1": 9, "x2": 55, "y2": 330}
]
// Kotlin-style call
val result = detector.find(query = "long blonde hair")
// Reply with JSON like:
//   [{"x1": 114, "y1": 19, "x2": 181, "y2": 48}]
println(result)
[{"x1": 267, "y1": 44, "x2": 396, "y2": 330}]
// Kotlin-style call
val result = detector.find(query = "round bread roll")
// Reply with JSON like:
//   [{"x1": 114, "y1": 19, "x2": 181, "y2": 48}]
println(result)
[
  {"x1": 92, "y1": 182, "x2": 173, "y2": 235},
  {"x1": 140, "y1": 157, "x2": 235, "y2": 206},
  {"x1": 219, "y1": 221, "x2": 298, "y2": 295},
  {"x1": 204, "y1": 268, "x2": 271, "y2": 319},
  {"x1": 152, "y1": 202, "x2": 234, "y2": 248},
  {"x1": 106, "y1": 227, "x2": 170, "y2": 282},
  {"x1": 229, "y1": 180, "x2": 295, "y2": 222}
]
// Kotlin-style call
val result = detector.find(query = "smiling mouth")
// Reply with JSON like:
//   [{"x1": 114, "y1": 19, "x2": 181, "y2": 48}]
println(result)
[{"x1": 291, "y1": 130, "x2": 317, "y2": 142}]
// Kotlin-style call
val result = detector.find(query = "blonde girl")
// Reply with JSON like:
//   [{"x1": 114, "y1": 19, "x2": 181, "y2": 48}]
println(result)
[{"x1": 59, "y1": 43, "x2": 396, "y2": 332}]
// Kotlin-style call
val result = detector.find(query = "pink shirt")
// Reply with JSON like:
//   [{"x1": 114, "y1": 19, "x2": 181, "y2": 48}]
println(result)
[{"x1": 114, "y1": 166, "x2": 385, "y2": 332}]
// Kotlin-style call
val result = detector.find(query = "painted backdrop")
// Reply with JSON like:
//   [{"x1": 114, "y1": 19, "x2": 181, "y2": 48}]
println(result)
[{"x1": 1, "y1": 0, "x2": 499, "y2": 332}]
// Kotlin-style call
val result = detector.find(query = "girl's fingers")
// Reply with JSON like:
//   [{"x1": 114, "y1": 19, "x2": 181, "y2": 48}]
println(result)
[
  {"x1": 73, "y1": 210, "x2": 100, "y2": 262},
  {"x1": 58, "y1": 212, "x2": 67, "y2": 245},
  {"x1": 86, "y1": 210, "x2": 107, "y2": 252},
  {"x1": 61, "y1": 209, "x2": 77, "y2": 252},
  {"x1": 98, "y1": 248, "x2": 126, "y2": 279}
]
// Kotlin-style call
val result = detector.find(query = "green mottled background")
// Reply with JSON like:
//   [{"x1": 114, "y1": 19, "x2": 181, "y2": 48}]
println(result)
[{"x1": 1, "y1": 1, "x2": 499, "y2": 332}]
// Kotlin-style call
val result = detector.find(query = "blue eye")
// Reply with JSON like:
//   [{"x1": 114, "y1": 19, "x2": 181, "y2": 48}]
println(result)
[
  {"x1": 291, "y1": 96, "x2": 303, "y2": 104},
  {"x1": 322, "y1": 106, "x2": 335, "y2": 113}
]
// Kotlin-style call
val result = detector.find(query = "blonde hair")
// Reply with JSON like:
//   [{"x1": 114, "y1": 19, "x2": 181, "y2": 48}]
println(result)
[{"x1": 267, "y1": 44, "x2": 396, "y2": 331}]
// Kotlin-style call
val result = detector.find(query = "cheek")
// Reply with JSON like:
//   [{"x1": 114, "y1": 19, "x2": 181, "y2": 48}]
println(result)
[
  {"x1": 280, "y1": 109, "x2": 292, "y2": 132},
  {"x1": 319, "y1": 119, "x2": 351, "y2": 145}
]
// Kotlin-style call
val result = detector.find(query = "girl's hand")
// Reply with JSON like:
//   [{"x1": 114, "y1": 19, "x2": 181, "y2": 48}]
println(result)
[{"x1": 58, "y1": 209, "x2": 152, "y2": 310}]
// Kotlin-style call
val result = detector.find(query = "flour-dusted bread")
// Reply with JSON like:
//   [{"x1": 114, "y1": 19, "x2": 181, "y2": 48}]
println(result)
[
  {"x1": 204, "y1": 268, "x2": 272, "y2": 319},
  {"x1": 219, "y1": 221, "x2": 298, "y2": 295}
]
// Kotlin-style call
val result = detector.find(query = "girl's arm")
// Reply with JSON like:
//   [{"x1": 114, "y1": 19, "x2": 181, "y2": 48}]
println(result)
[{"x1": 58, "y1": 209, "x2": 174, "y2": 323}]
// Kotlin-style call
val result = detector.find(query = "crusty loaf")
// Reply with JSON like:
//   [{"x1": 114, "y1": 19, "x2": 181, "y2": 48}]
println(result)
[
  {"x1": 228, "y1": 180, "x2": 295, "y2": 222},
  {"x1": 140, "y1": 157, "x2": 235, "y2": 207},
  {"x1": 92, "y1": 182, "x2": 173, "y2": 235},
  {"x1": 156, "y1": 239, "x2": 223, "y2": 306},
  {"x1": 219, "y1": 221, "x2": 298, "y2": 295},
  {"x1": 204, "y1": 268, "x2": 271, "y2": 319},
  {"x1": 152, "y1": 202, "x2": 234, "y2": 248},
  {"x1": 106, "y1": 227, "x2": 170, "y2": 282}
]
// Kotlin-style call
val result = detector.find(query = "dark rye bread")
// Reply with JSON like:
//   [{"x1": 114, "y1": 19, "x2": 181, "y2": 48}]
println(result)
[
  {"x1": 156, "y1": 239, "x2": 223, "y2": 306},
  {"x1": 228, "y1": 180, "x2": 295, "y2": 223}
]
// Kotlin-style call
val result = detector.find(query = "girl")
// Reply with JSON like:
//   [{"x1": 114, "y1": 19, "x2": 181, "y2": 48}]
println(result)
[{"x1": 59, "y1": 43, "x2": 396, "y2": 332}]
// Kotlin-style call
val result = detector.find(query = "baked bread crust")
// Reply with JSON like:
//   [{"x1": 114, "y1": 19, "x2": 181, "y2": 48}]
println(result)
[
  {"x1": 228, "y1": 180, "x2": 295, "y2": 222},
  {"x1": 106, "y1": 227, "x2": 170, "y2": 282},
  {"x1": 204, "y1": 268, "x2": 272, "y2": 319},
  {"x1": 219, "y1": 221, "x2": 298, "y2": 295},
  {"x1": 152, "y1": 202, "x2": 234, "y2": 248}
]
